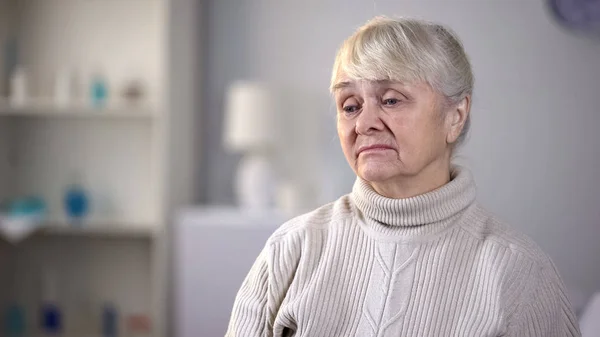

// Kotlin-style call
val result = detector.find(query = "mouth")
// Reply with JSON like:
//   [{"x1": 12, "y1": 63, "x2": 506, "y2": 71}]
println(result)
[{"x1": 357, "y1": 144, "x2": 395, "y2": 156}]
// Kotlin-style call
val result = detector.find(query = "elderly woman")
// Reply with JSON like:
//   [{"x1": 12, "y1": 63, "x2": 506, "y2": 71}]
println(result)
[{"x1": 226, "y1": 17, "x2": 580, "y2": 337}]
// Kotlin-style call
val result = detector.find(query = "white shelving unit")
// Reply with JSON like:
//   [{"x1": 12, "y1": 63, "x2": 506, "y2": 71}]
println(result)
[
  {"x1": 0, "y1": 102, "x2": 157, "y2": 119},
  {"x1": 0, "y1": 219, "x2": 157, "y2": 240},
  {"x1": 0, "y1": 0, "x2": 200, "y2": 336},
  {"x1": 38, "y1": 220, "x2": 158, "y2": 238}
]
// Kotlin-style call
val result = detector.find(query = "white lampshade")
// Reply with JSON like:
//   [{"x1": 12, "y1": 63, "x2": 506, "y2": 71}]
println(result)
[{"x1": 223, "y1": 81, "x2": 277, "y2": 152}]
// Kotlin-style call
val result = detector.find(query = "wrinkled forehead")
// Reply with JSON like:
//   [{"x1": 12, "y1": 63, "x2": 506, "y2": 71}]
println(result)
[
  {"x1": 331, "y1": 60, "x2": 423, "y2": 94},
  {"x1": 331, "y1": 77, "x2": 431, "y2": 97},
  {"x1": 332, "y1": 79, "x2": 397, "y2": 93}
]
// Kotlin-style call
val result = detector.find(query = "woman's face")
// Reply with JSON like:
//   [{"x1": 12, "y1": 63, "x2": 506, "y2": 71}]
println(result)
[{"x1": 334, "y1": 79, "x2": 464, "y2": 188}]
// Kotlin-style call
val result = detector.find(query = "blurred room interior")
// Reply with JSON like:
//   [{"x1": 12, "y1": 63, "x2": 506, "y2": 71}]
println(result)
[{"x1": 0, "y1": 0, "x2": 599, "y2": 336}]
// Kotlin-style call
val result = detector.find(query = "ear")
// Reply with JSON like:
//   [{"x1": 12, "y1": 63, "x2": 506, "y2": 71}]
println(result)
[{"x1": 445, "y1": 95, "x2": 471, "y2": 144}]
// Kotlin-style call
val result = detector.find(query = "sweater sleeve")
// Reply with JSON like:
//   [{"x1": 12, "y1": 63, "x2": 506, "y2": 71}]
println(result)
[
  {"x1": 225, "y1": 233, "x2": 300, "y2": 337},
  {"x1": 505, "y1": 257, "x2": 581, "y2": 336},
  {"x1": 225, "y1": 246, "x2": 273, "y2": 337}
]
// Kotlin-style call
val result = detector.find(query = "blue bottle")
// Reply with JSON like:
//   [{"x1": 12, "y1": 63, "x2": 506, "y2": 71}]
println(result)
[
  {"x1": 40, "y1": 303, "x2": 61, "y2": 336},
  {"x1": 90, "y1": 74, "x2": 108, "y2": 108},
  {"x1": 64, "y1": 184, "x2": 90, "y2": 225},
  {"x1": 5, "y1": 304, "x2": 25, "y2": 337},
  {"x1": 40, "y1": 270, "x2": 62, "y2": 336},
  {"x1": 102, "y1": 303, "x2": 118, "y2": 337}
]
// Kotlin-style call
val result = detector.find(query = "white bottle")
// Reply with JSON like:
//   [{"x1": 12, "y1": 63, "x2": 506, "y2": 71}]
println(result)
[
  {"x1": 54, "y1": 69, "x2": 72, "y2": 108},
  {"x1": 9, "y1": 67, "x2": 27, "y2": 107}
]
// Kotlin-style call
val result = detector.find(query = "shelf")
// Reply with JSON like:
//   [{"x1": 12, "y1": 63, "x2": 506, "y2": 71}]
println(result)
[
  {"x1": 0, "y1": 99, "x2": 156, "y2": 119},
  {"x1": 0, "y1": 218, "x2": 158, "y2": 243},
  {"x1": 40, "y1": 220, "x2": 158, "y2": 239}
]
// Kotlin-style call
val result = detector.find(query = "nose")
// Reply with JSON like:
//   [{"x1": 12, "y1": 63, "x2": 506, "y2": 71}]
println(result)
[{"x1": 355, "y1": 101, "x2": 385, "y2": 135}]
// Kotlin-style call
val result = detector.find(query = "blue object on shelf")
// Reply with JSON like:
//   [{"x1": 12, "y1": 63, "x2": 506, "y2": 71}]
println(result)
[
  {"x1": 40, "y1": 303, "x2": 61, "y2": 335},
  {"x1": 5, "y1": 304, "x2": 25, "y2": 337},
  {"x1": 64, "y1": 185, "x2": 90, "y2": 224},
  {"x1": 90, "y1": 75, "x2": 108, "y2": 108},
  {"x1": 102, "y1": 303, "x2": 118, "y2": 337},
  {"x1": 8, "y1": 196, "x2": 46, "y2": 217}
]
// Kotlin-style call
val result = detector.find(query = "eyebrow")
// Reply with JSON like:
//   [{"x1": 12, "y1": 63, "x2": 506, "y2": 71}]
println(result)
[{"x1": 332, "y1": 81, "x2": 353, "y2": 91}]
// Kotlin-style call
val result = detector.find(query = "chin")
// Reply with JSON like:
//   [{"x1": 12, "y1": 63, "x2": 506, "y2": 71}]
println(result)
[{"x1": 356, "y1": 162, "x2": 402, "y2": 184}]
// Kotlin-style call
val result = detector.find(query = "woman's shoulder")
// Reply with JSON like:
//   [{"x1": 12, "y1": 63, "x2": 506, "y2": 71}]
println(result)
[
  {"x1": 464, "y1": 206, "x2": 579, "y2": 332},
  {"x1": 267, "y1": 194, "x2": 356, "y2": 245},
  {"x1": 461, "y1": 204, "x2": 553, "y2": 267}
]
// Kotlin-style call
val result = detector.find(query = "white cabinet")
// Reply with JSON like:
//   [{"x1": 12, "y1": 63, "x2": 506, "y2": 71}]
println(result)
[{"x1": 174, "y1": 207, "x2": 286, "y2": 337}]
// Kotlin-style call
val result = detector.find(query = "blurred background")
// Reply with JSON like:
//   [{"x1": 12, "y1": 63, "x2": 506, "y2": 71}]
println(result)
[{"x1": 0, "y1": 0, "x2": 598, "y2": 336}]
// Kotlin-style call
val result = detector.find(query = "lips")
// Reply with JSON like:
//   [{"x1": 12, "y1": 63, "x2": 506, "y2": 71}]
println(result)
[{"x1": 357, "y1": 144, "x2": 395, "y2": 155}]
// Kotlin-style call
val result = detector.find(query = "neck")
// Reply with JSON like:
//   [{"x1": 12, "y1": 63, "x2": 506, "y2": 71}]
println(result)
[
  {"x1": 351, "y1": 164, "x2": 476, "y2": 238},
  {"x1": 369, "y1": 158, "x2": 451, "y2": 199}
]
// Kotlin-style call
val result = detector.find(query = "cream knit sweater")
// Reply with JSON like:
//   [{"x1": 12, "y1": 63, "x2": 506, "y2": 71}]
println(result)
[{"x1": 226, "y1": 167, "x2": 581, "y2": 337}]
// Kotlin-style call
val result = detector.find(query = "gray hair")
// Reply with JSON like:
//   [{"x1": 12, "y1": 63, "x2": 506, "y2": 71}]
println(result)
[{"x1": 330, "y1": 16, "x2": 474, "y2": 146}]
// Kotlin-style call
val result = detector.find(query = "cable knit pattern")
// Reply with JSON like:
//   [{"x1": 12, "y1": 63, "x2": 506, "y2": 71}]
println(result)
[
  {"x1": 226, "y1": 166, "x2": 581, "y2": 337},
  {"x1": 358, "y1": 244, "x2": 417, "y2": 337}
]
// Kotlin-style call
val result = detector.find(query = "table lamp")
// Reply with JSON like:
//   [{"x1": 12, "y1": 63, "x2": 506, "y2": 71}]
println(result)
[{"x1": 223, "y1": 81, "x2": 278, "y2": 210}]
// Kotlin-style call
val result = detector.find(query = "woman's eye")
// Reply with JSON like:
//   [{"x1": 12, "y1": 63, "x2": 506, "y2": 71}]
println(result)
[
  {"x1": 383, "y1": 98, "x2": 400, "y2": 106},
  {"x1": 342, "y1": 105, "x2": 360, "y2": 114}
]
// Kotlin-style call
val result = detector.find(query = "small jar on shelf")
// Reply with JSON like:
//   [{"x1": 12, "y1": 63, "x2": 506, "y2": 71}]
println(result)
[
  {"x1": 63, "y1": 174, "x2": 91, "y2": 226},
  {"x1": 89, "y1": 71, "x2": 109, "y2": 109}
]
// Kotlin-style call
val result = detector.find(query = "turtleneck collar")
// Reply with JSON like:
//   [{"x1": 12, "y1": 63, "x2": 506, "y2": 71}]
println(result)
[{"x1": 350, "y1": 166, "x2": 477, "y2": 239}]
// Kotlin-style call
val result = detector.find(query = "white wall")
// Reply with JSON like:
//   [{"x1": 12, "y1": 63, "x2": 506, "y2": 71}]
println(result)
[{"x1": 201, "y1": 0, "x2": 600, "y2": 302}]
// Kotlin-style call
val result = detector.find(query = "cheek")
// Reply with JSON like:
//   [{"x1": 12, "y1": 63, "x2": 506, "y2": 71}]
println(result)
[
  {"x1": 388, "y1": 118, "x2": 412, "y2": 148},
  {"x1": 405, "y1": 119, "x2": 447, "y2": 156},
  {"x1": 390, "y1": 116, "x2": 442, "y2": 154},
  {"x1": 337, "y1": 120, "x2": 356, "y2": 155}
]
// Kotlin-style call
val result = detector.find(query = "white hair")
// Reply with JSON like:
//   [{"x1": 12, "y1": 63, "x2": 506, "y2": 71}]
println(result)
[{"x1": 330, "y1": 16, "x2": 474, "y2": 146}]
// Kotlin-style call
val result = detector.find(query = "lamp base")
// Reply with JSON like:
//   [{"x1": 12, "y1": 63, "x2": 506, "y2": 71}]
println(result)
[{"x1": 235, "y1": 153, "x2": 276, "y2": 211}]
